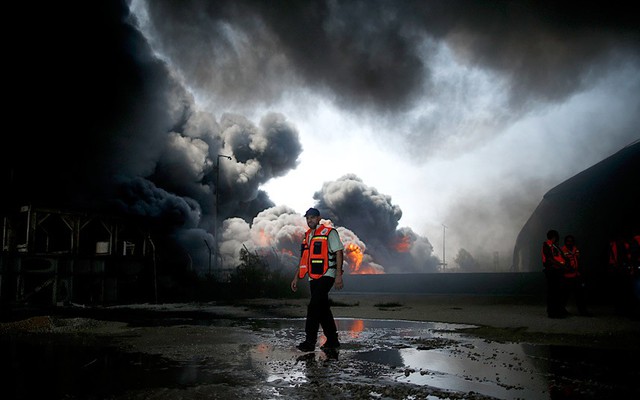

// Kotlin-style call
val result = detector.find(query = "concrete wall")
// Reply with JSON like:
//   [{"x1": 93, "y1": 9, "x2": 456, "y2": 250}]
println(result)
[{"x1": 342, "y1": 272, "x2": 546, "y2": 296}]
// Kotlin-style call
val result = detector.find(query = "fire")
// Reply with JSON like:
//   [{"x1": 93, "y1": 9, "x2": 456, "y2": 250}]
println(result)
[
  {"x1": 353, "y1": 265, "x2": 384, "y2": 274},
  {"x1": 344, "y1": 243, "x2": 363, "y2": 272},
  {"x1": 393, "y1": 234, "x2": 412, "y2": 252},
  {"x1": 344, "y1": 242, "x2": 384, "y2": 274},
  {"x1": 256, "y1": 229, "x2": 271, "y2": 247}
]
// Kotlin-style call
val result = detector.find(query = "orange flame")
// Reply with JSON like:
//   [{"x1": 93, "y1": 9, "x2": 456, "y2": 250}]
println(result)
[
  {"x1": 354, "y1": 265, "x2": 384, "y2": 274},
  {"x1": 348, "y1": 319, "x2": 364, "y2": 339},
  {"x1": 344, "y1": 243, "x2": 363, "y2": 272},
  {"x1": 393, "y1": 234, "x2": 412, "y2": 252},
  {"x1": 344, "y1": 242, "x2": 384, "y2": 274},
  {"x1": 256, "y1": 229, "x2": 271, "y2": 247}
]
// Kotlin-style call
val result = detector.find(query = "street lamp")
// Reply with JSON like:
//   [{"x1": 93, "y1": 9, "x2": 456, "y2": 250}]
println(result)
[{"x1": 213, "y1": 154, "x2": 232, "y2": 275}]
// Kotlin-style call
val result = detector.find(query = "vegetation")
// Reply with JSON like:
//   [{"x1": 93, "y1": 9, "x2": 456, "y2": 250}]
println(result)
[
  {"x1": 191, "y1": 248, "x2": 308, "y2": 301},
  {"x1": 329, "y1": 299, "x2": 359, "y2": 307},
  {"x1": 374, "y1": 302, "x2": 403, "y2": 308},
  {"x1": 454, "y1": 248, "x2": 480, "y2": 271}
]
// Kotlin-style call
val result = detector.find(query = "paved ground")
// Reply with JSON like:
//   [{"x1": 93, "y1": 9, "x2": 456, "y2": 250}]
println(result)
[
  {"x1": 2, "y1": 294, "x2": 639, "y2": 399},
  {"x1": 222, "y1": 293, "x2": 640, "y2": 348}
]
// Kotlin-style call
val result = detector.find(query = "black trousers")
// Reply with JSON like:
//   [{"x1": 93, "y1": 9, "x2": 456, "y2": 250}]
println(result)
[
  {"x1": 544, "y1": 269, "x2": 566, "y2": 317},
  {"x1": 305, "y1": 276, "x2": 338, "y2": 344},
  {"x1": 564, "y1": 277, "x2": 588, "y2": 314}
]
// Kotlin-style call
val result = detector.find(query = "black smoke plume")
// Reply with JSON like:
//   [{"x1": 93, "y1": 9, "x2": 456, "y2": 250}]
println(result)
[{"x1": 4, "y1": 1, "x2": 639, "y2": 277}]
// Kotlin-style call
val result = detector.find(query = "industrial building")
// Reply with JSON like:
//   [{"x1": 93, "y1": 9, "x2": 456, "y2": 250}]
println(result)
[{"x1": 1, "y1": 205, "x2": 154, "y2": 308}]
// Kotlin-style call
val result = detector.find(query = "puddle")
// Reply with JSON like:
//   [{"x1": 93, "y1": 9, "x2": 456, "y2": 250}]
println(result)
[
  {"x1": 3, "y1": 316, "x2": 639, "y2": 399},
  {"x1": 248, "y1": 318, "x2": 640, "y2": 399}
]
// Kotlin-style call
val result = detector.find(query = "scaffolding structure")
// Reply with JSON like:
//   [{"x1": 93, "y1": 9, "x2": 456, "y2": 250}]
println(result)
[{"x1": 1, "y1": 205, "x2": 152, "y2": 307}]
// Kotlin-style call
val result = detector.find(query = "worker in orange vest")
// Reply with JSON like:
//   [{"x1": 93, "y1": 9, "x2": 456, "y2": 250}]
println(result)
[
  {"x1": 561, "y1": 235, "x2": 590, "y2": 316},
  {"x1": 291, "y1": 207, "x2": 345, "y2": 352},
  {"x1": 542, "y1": 229, "x2": 569, "y2": 318}
]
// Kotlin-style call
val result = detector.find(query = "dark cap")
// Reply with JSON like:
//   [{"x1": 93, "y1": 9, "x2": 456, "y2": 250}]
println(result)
[{"x1": 304, "y1": 208, "x2": 320, "y2": 217}]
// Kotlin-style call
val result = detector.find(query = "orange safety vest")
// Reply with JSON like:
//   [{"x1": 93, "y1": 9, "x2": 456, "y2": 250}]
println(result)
[
  {"x1": 561, "y1": 245, "x2": 580, "y2": 278},
  {"x1": 542, "y1": 240, "x2": 566, "y2": 270},
  {"x1": 298, "y1": 225, "x2": 335, "y2": 279},
  {"x1": 610, "y1": 239, "x2": 631, "y2": 268}
]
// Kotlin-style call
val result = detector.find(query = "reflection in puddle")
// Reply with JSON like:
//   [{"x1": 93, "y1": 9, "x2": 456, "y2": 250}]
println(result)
[
  {"x1": 4, "y1": 316, "x2": 639, "y2": 399},
  {"x1": 354, "y1": 348, "x2": 404, "y2": 367},
  {"x1": 250, "y1": 318, "x2": 640, "y2": 400},
  {"x1": 392, "y1": 340, "x2": 549, "y2": 399}
]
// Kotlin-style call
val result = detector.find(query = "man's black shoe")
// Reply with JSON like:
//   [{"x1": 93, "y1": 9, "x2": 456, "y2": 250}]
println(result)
[
  {"x1": 320, "y1": 341, "x2": 340, "y2": 350},
  {"x1": 297, "y1": 341, "x2": 315, "y2": 352}
]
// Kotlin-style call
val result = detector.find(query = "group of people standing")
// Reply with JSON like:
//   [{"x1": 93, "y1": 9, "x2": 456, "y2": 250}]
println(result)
[
  {"x1": 542, "y1": 229, "x2": 640, "y2": 319},
  {"x1": 541, "y1": 230, "x2": 589, "y2": 318}
]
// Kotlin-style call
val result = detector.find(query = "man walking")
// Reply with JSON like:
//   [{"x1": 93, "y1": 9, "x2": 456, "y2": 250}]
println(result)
[{"x1": 291, "y1": 207, "x2": 344, "y2": 351}]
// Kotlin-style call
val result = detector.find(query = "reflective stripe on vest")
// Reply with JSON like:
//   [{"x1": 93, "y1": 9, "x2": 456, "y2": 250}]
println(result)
[
  {"x1": 561, "y1": 245, "x2": 579, "y2": 278},
  {"x1": 298, "y1": 245, "x2": 310, "y2": 279},
  {"x1": 542, "y1": 240, "x2": 565, "y2": 269}
]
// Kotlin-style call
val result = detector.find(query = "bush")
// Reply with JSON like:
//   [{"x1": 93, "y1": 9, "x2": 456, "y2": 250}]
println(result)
[{"x1": 223, "y1": 248, "x2": 307, "y2": 300}]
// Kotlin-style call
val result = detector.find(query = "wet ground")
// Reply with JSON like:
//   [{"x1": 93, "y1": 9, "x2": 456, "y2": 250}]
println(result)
[{"x1": 2, "y1": 308, "x2": 639, "y2": 400}]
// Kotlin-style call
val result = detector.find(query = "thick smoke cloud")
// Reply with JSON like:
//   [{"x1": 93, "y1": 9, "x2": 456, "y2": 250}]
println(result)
[
  {"x1": 5, "y1": 0, "x2": 431, "y2": 277},
  {"x1": 217, "y1": 186, "x2": 437, "y2": 275},
  {"x1": 126, "y1": 0, "x2": 639, "y2": 268},
  {"x1": 313, "y1": 175, "x2": 440, "y2": 273},
  {"x1": 442, "y1": 177, "x2": 550, "y2": 269},
  {"x1": 131, "y1": 0, "x2": 426, "y2": 112},
  {"x1": 3, "y1": 1, "x2": 304, "y2": 275},
  {"x1": 4, "y1": 1, "x2": 639, "y2": 276},
  {"x1": 5, "y1": 1, "x2": 180, "y2": 211},
  {"x1": 133, "y1": 0, "x2": 639, "y2": 121}
]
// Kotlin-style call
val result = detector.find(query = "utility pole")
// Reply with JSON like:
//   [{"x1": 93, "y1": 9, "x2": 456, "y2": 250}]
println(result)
[
  {"x1": 204, "y1": 239, "x2": 212, "y2": 277},
  {"x1": 214, "y1": 154, "x2": 232, "y2": 275},
  {"x1": 148, "y1": 235, "x2": 157, "y2": 303},
  {"x1": 442, "y1": 224, "x2": 447, "y2": 271}
]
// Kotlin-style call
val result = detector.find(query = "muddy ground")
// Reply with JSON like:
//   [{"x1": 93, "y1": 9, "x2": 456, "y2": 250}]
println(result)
[{"x1": 2, "y1": 294, "x2": 639, "y2": 399}]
